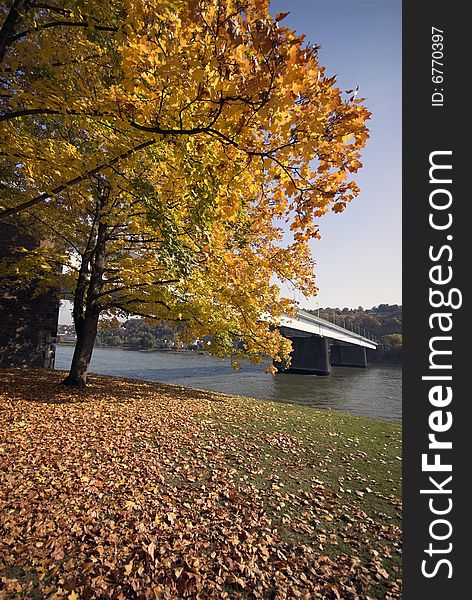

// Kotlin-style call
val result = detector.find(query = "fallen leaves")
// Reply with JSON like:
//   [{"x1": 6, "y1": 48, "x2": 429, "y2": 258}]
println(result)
[{"x1": 0, "y1": 369, "x2": 401, "y2": 598}]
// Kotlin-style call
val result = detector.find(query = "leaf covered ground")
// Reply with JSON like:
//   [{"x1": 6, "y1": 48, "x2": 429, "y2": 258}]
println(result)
[{"x1": 0, "y1": 369, "x2": 401, "y2": 599}]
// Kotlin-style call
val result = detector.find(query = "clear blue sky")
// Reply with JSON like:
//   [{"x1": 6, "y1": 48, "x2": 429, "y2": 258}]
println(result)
[{"x1": 271, "y1": 0, "x2": 402, "y2": 310}]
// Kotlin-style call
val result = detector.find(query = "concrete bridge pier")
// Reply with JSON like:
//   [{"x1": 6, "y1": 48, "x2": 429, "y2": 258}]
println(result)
[
  {"x1": 330, "y1": 343, "x2": 367, "y2": 368},
  {"x1": 279, "y1": 333, "x2": 330, "y2": 376},
  {"x1": 275, "y1": 311, "x2": 376, "y2": 375}
]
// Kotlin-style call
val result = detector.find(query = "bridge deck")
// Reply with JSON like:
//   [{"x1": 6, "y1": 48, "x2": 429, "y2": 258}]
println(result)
[{"x1": 280, "y1": 309, "x2": 377, "y2": 350}]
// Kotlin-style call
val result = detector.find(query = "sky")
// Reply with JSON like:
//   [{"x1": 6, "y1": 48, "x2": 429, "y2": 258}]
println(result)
[
  {"x1": 270, "y1": 0, "x2": 402, "y2": 310},
  {"x1": 59, "y1": 0, "x2": 402, "y2": 325}
]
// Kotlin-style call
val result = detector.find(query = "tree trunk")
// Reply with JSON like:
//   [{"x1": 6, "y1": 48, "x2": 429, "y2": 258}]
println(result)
[
  {"x1": 61, "y1": 183, "x2": 109, "y2": 387},
  {"x1": 62, "y1": 308, "x2": 99, "y2": 388},
  {"x1": 0, "y1": 0, "x2": 28, "y2": 64}
]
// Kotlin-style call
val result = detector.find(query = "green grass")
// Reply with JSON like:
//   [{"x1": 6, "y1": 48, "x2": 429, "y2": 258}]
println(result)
[{"x1": 195, "y1": 398, "x2": 402, "y2": 597}]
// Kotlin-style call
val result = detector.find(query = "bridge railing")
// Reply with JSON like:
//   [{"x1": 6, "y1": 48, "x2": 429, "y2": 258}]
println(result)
[{"x1": 289, "y1": 310, "x2": 379, "y2": 347}]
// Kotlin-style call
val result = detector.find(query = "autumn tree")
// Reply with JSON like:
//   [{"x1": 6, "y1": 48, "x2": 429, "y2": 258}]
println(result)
[{"x1": 0, "y1": 0, "x2": 370, "y2": 387}]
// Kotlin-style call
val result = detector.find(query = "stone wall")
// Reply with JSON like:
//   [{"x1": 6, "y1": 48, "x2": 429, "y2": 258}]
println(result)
[{"x1": 0, "y1": 221, "x2": 59, "y2": 369}]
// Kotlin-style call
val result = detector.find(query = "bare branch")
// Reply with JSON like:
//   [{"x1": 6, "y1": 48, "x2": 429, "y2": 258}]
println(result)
[{"x1": 9, "y1": 20, "x2": 118, "y2": 45}]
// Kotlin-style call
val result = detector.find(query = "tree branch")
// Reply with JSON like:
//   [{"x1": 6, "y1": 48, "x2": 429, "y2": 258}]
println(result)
[
  {"x1": 97, "y1": 279, "x2": 180, "y2": 298},
  {"x1": 0, "y1": 139, "x2": 156, "y2": 218},
  {"x1": 9, "y1": 19, "x2": 118, "y2": 45},
  {"x1": 0, "y1": 0, "x2": 28, "y2": 64}
]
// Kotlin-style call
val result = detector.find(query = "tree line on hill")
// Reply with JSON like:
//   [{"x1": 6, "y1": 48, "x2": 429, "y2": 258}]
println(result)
[
  {"x1": 305, "y1": 304, "x2": 402, "y2": 363},
  {"x1": 58, "y1": 319, "x2": 200, "y2": 352}
]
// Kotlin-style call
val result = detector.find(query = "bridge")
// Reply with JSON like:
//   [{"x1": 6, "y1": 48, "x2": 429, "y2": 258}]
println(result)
[
  {"x1": 276, "y1": 309, "x2": 378, "y2": 376},
  {"x1": 57, "y1": 296, "x2": 377, "y2": 376}
]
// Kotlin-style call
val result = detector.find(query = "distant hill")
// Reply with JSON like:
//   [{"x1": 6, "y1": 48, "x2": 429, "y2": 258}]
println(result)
[
  {"x1": 59, "y1": 319, "x2": 200, "y2": 352},
  {"x1": 304, "y1": 304, "x2": 402, "y2": 364}
]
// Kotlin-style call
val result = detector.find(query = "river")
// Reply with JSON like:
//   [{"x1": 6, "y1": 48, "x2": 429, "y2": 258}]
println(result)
[{"x1": 55, "y1": 346, "x2": 402, "y2": 422}]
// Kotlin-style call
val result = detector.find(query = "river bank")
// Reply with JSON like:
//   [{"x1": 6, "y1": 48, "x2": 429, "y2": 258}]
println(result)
[
  {"x1": 55, "y1": 346, "x2": 402, "y2": 422},
  {"x1": 58, "y1": 342, "x2": 402, "y2": 365},
  {"x1": 1, "y1": 369, "x2": 401, "y2": 598}
]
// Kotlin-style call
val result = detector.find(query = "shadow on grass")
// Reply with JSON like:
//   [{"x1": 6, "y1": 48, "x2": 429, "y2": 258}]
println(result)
[{"x1": 0, "y1": 368, "x2": 230, "y2": 405}]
